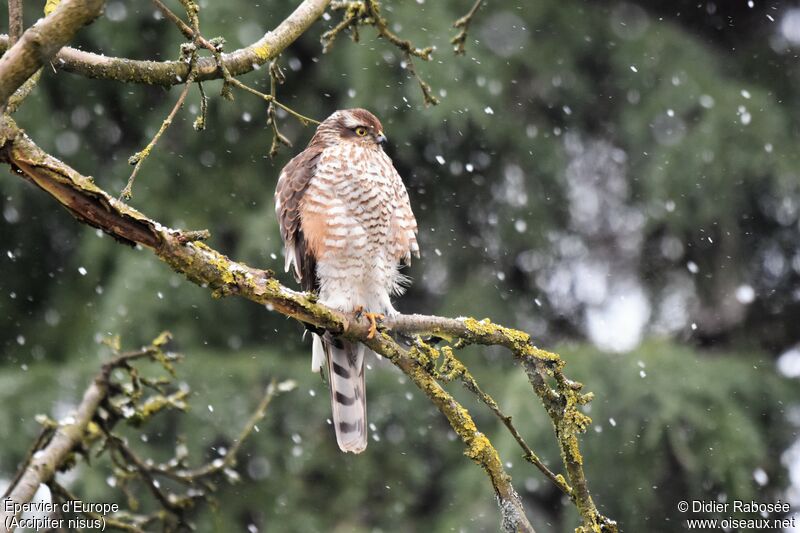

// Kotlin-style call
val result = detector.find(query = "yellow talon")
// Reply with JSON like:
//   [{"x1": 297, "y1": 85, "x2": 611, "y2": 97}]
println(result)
[{"x1": 364, "y1": 312, "x2": 385, "y2": 339}]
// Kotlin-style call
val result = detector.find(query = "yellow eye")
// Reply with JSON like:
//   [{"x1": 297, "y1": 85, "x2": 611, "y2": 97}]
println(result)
[{"x1": 354, "y1": 126, "x2": 368, "y2": 137}]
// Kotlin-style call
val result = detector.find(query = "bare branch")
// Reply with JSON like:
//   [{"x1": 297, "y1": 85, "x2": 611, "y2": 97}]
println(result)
[
  {"x1": 321, "y1": 0, "x2": 439, "y2": 105},
  {"x1": 221, "y1": 73, "x2": 319, "y2": 127},
  {"x1": 173, "y1": 380, "x2": 285, "y2": 479},
  {"x1": 451, "y1": 0, "x2": 483, "y2": 55},
  {"x1": 0, "y1": 0, "x2": 106, "y2": 107},
  {"x1": 121, "y1": 79, "x2": 192, "y2": 200},
  {"x1": 50, "y1": 482, "x2": 145, "y2": 533},
  {"x1": 425, "y1": 340, "x2": 573, "y2": 497},
  {"x1": 0, "y1": 341, "x2": 159, "y2": 529},
  {"x1": 7, "y1": 0, "x2": 23, "y2": 45},
  {"x1": 0, "y1": 331, "x2": 289, "y2": 532},
  {"x1": 0, "y1": 0, "x2": 329, "y2": 86},
  {"x1": 135, "y1": 2, "x2": 318, "y2": 161},
  {"x1": 150, "y1": 0, "x2": 195, "y2": 41}
]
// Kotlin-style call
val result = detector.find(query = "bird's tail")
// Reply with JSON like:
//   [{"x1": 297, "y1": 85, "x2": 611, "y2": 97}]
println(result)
[{"x1": 313, "y1": 333, "x2": 367, "y2": 453}]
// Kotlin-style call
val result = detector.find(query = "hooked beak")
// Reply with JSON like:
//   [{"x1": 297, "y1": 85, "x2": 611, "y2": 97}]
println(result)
[{"x1": 376, "y1": 131, "x2": 388, "y2": 146}]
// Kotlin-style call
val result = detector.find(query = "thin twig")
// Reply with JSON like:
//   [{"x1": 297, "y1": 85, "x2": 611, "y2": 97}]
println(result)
[
  {"x1": 50, "y1": 482, "x2": 145, "y2": 533},
  {"x1": 321, "y1": 0, "x2": 438, "y2": 105},
  {"x1": 104, "y1": 430, "x2": 186, "y2": 513},
  {"x1": 151, "y1": 0, "x2": 230, "y2": 64},
  {"x1": 193, "y1": 81, "x2": 207, "y2": 131},
  {"x1": 177, "y1": 0, "x2": 200, "y2": 31},
  {"x1": 8, "y1": 0, "x2": 23, "y2": 45},
  {"x1": 121, "y1": 80, "x2": 192, "y2": 200},
  {"x1": 451, "y1": 0, "x2": 483, "y2": 55},
  {"x1": 1, "y1": 427, "x2": 53, "y2": 500},
  {"x1": 177, "y1": 379, "x2": 283, "y2": 478},
  {"x1": 422, "y1": 341, "x2": 573, "y2": 497},
  {"x1": 222, "y1": 75, "x2": 319, "y2": 126},
  {"x1": 402, "y1": 53, "x2": 439, "y2": 106},
  {"x1": 150, "y1": 0, "x2": 194, "y2": 41},
  {"x1": 363, "y1": 0, "x2": 432, "y2": 59},
  {"x1": 151, "y1": 1, "x2": 317, "y2": 154}
]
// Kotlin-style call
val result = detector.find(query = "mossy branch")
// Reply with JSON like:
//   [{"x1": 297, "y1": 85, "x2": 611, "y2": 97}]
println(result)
[
  {"x1": 0, "y1": 115, "x2": 617, "y2": 533},
  {"x1": 0, "y1": 332, "x2": 292, "y2": 532},
  {"x1": 0, "y1": 0, "x2": 330, "y2": 87},
  {"x1": 138, "y1": 0, "x2": 317, "y2": 167},
  {"x1": 0, "y1": 334, "x2": 166, "y2": 529},
  {"x1": 0, "y1": 0, "x2": 105, "y2": 107}
]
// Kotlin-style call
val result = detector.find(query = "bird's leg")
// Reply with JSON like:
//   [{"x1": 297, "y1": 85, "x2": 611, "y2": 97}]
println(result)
[{"x1": 363, "y1": 312, "x2": 385, "y2": 340}]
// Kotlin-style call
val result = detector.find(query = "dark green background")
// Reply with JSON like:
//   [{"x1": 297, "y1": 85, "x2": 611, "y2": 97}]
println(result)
[{"x1": 1, "y1": 1, "x2": 799, "y2": 531}]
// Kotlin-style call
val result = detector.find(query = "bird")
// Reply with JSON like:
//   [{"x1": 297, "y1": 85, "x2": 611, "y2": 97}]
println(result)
[{"x1": 274, "y1": 108, "x2": 419, "y2": 453}]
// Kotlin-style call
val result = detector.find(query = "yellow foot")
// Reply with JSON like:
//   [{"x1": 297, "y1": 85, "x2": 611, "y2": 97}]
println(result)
[{"x1": 364, "y1": 312, "x2": 385, "y2": 339}]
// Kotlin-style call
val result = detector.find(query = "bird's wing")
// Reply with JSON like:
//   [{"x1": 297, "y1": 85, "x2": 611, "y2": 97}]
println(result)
[
  {"x1": 274, "y1": 145, "x2": 324, "y2": 292},
  {"x1": 389, "y1": 163, "x2": 420, "y2": 265}
]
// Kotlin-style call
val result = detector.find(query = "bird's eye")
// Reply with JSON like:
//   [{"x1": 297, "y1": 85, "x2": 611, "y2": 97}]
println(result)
[{"x1": 354, "y1": 127, "x2": 368, "y2": 137}]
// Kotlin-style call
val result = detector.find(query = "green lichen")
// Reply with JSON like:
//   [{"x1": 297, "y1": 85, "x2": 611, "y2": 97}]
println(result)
[
  {"x1": 463, "y1": 317, "x2": 563, "y2": 367},
  {"x1": 251, "y1": 43, "x2": 272, "y2": 62},
  {"x1": 195, "y1": 242, "x2": 235, "y2": 285},
  {"x1": 438, "y1": 345, "x2": 467, "y2": 382},
  {"x1": 129, "y1": 390, "x2": 189, "y2": 426},
  {"x1": 44, "y1": 0, "x2": 61, "y2": 15},
  {"x1": 465, "y1": 431, "x2": 493, "y2": 461}
]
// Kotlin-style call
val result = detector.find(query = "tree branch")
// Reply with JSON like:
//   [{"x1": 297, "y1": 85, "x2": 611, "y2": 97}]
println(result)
[
  {"x1": 0, "y1": 113, "x2": 617, "y2": 533},
  {"x1": 7, "y1": 0, "x2": 23, "y2": 45},
  {"x1": 320, "y1": 0, "x2": 438, "y2": 105},
  {"x1": 451, "y1": 0, "x2": 483, "y2": 55},
  {"x1": 121, "y1": 74, "x2": 193, "y2": 199},
  {"x1": 0, "y1": 342, "x2": 158, "y2": 530},
  {"x1": 0, "y1": 332, "x2": 290, "y2": 532},
  {"x1": 0, "y1": 0, "x2": 106, "y2": 106},
  {"x1": 0, "y1": 0, "x2": 329, "y2": 87}
]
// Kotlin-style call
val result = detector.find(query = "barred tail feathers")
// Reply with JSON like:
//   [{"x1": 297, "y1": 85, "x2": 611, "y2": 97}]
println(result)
[{"x1": 322, "y1": 336, "x2": 367, "y2": 453}]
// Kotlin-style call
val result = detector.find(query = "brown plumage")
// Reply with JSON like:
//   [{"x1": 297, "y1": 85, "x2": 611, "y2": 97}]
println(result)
[{"x1": 274, "y1": 108, "x2": 419, "y2": 453}]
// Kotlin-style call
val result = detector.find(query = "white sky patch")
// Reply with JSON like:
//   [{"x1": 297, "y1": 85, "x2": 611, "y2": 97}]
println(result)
[
  {"x1": 781, "y1": 8, "x2": 800, "y2": 45},
  {"x1": 778, "y1": 347, "x2": 800, "y2": 378},
  {"x1": 735, "y1": 284, "x2": 756, "y2": 305},
  {"x1": 586, "y1": 281, "x2": 651, "y2": 353}
]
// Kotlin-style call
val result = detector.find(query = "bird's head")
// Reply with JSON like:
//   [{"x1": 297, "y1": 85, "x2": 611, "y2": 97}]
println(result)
[{"x1": 313, "y1": 108, "x2": 388, "y2": 149}]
